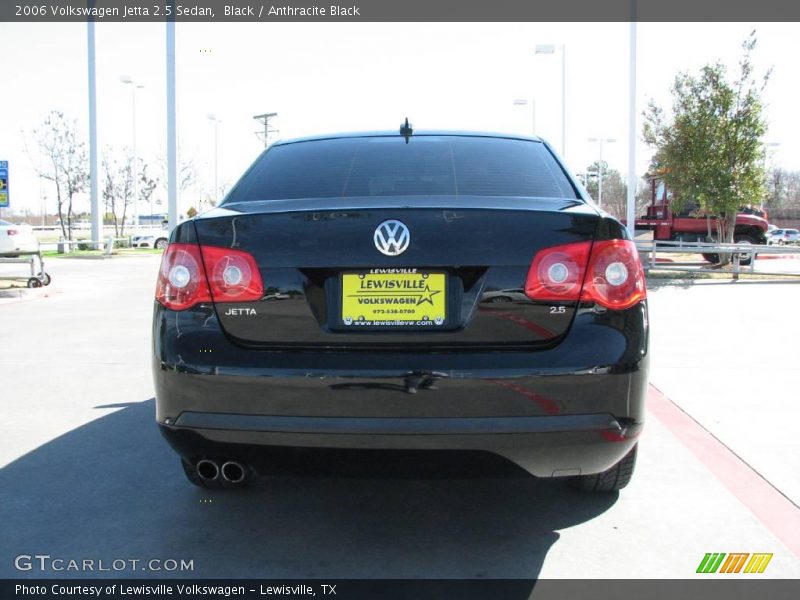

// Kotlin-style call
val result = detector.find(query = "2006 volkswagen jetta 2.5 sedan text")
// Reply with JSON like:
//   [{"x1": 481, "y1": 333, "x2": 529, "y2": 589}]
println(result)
[{"x1": 152, "y1": 125, "x2": 648, "y2": 492}]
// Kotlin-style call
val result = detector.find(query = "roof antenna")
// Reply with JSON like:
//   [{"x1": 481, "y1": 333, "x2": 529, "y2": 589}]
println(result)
[{"x1": 399, "y1": 117, "x2": 413, "y2": 143}]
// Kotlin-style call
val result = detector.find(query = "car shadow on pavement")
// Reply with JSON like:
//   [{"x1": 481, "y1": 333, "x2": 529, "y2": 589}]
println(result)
[{"x1": 0, "y1": 399, "x2": 618, "y2": 580}]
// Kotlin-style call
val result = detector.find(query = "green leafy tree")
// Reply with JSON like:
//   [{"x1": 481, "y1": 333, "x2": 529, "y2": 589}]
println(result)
[{"x1": 643, "y1": 33, "x2": 770, "y2": 264}]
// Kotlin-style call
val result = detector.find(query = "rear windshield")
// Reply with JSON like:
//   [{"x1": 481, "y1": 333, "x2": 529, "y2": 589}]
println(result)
[{"x1": 225, "y1": 136, "x2": 579, "y2": 203}]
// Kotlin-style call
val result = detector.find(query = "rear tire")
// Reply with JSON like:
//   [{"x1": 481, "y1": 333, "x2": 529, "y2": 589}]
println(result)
[
  {"x1": 155, "y1": 238, "x2": 168, "y2": 250},
  {"x1": 733, "y1": 234, "x2": 756, "y2": 266},
  {"x1": 573, "y1": 444, "x2": 637, "y2": 492}
]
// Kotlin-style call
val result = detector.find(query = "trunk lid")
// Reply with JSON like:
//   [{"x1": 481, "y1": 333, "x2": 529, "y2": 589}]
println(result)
[{"x1": 193, "y1": 196, "x2": 599, "y2": 349}]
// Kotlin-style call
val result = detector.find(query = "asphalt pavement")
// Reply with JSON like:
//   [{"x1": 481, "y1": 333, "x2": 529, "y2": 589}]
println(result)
[{"x1": 0, "y1": 256, "x2": 798, "y2": 579}]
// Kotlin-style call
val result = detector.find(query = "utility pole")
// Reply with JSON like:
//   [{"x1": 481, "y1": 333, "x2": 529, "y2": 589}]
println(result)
[{"x1": 253, "y1": 113, "x2": 278, "y2": 148}]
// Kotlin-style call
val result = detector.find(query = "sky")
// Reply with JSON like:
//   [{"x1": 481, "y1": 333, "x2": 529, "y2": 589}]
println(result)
[{"x1": 0, "y1": 21, "x2": 797, "y2": 217}]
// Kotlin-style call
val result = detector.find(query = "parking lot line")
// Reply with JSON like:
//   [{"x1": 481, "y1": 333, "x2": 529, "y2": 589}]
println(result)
[{"x1": 648, "y1": 384, "x2": 800, "y2": 559}]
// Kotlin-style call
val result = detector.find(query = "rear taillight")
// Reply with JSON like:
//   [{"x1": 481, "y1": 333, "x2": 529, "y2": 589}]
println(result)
[
  {"x1": 525, "y1": 239, "x2": 646, "y2": 310},
  {"x1": 525, "y1": 241, "x2": 591, "y2": 302},
  {"x1": 200, "y1": 245, "x2": 264, "y2": 302},
  {"x1": 581, "y1": 240, "x2": 646, "y2": 310},
  {"x1": 156, "y1": 243, "x2": 264, "y2": 311},
  {"x1": 156, "y1": 244, "x2": 212, "y2": 310},
  {"x1": 7, "y1": 229, "x2": 18, "y2": 236}
]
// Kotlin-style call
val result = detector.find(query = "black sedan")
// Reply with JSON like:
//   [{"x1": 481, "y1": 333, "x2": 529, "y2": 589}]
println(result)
[{"x1": 152, "y1": 126, "x2": 648, "y2": 492}]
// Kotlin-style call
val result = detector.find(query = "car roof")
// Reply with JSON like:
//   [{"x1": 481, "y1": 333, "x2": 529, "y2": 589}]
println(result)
[{"x1": 271, "y1": 130, "x2": 545, "y2": 147}]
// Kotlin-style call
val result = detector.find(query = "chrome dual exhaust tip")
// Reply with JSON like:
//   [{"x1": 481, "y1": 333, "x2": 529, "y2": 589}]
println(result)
[
  {"x1": 195, "y1": 459, "x2": 247, "y2": 484},
  {"x1": 196, "y1": 459, "x2": 219, "y2": 481},
  {"x1": 220, "y1": 461, "x2": 246, "y2": 484}
]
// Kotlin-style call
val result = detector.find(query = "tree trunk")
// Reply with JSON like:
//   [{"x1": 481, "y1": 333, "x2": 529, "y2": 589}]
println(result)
[{"x1": 715, "y1": 213, "x2": 737, "y2": 267}]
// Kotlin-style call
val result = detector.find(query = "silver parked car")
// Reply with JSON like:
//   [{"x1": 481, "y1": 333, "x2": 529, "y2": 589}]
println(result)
[
  {"x1": 767, "y1": 228, "x2": 800, "y2": 245},
  {"x1": 132, "y1": 225, "x2": 170, "y2": 250}
]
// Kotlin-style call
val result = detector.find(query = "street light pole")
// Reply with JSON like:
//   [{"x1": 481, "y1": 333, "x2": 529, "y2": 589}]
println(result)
[
  {"x1": 87, "y1": 21, "x2": 100, "y2": 248},
  {"x1": 121, "y1": 76, "x2": 144, "y2": 229},
  {"x1": 166, "y1": 20, "x2": 177, "y2": 230},
  {"x1": 535, "y1": 44, "x2": 567, "y2": 157},
  {"x1": 560, "y1": 44, "x2": 566, "y2": 157},
  {"x1": 207, "y1": 115, "x2": 221, "y2": 202},
  {"x1": 588, "y1": 137, "x2": 617, "y2": 207},
  {"x1": 626, "y1": 17, "x2": 637, "y2": 237}
]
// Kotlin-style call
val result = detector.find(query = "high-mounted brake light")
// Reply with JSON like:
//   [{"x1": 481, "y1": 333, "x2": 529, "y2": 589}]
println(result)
[
  {"x1": 525, "y1": 239, "x2": 646, "y2": 310},
  {"x1": 156, "y1": 243, "x2": 264, "y2": 311}
]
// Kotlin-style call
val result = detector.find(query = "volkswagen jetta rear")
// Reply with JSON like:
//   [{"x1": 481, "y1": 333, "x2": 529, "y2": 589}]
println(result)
[{"x1": 152, "y1": 130, "x2": 648, "y2": 491}]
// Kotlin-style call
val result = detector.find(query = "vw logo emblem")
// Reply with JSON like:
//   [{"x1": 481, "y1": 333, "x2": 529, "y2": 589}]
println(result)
[{"x1": 374, "y1": 220, "x2": 410, "y2": 256}]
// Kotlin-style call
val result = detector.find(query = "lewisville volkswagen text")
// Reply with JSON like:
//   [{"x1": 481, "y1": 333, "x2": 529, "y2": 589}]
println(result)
[{"x1": 152, "y1": 126, "x2": 649, "y2": 492}]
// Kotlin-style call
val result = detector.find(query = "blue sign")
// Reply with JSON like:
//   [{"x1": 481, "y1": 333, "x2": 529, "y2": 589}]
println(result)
[{"x1": 0, "y1": 160, "x2": 8, "y2": 208}]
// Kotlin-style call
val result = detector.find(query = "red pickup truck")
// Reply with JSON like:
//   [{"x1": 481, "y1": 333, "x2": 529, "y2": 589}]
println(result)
[{"x1": 634, "y1": 175, "x2": 768, "y2": 263}]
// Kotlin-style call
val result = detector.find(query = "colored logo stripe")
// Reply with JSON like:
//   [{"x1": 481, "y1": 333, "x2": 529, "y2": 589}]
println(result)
[
  {"x1": 697, "y1": 552, "x2": 773, "y2": 574},
  {"x1": 744, "y1": 553, "x2": 773, "y2": 573},
  {"x1": 720, "y1": 553, "x2": 749, "y2": 573},
  {"x1": 697, "y1": 553, "x2": 726, "y2": 573}
]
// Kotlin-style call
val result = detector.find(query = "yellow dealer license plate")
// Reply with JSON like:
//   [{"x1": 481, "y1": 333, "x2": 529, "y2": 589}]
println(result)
[{"x1": 341, "y1": 270, "x2": 447, "y2": 328}]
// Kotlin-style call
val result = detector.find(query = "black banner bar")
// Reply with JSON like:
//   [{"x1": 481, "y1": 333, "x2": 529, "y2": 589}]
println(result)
[
  {"x1": 3, "y1": 579, "x2": 800, "y2": 600},
  {"x1": 3, "y1": 0, "x2": 800, "y2": 23}
]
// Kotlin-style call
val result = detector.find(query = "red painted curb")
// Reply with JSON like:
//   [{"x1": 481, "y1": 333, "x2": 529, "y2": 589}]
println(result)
[
  {"x1": 756, "y1": 254, "x2": 800, "y2": 260},
  {"x1": 648, "y1": 385, "x2": 800, "y2": 559}
]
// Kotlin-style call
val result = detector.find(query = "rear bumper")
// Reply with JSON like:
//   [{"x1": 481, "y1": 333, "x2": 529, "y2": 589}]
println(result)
[
  {"x1": 153, "y1": 301, "x2": 649, "y2": 477},
  {"x1": 159, "y1": 414, "x2": 642, "y2": 478}
]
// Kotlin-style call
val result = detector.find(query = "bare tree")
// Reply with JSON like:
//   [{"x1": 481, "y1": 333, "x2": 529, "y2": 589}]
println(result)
[
  {"x1": 102, "y1": 150, "x2": 133, "y2": 236},
  {"x1": 28, "y1": 111, "x2": 89, "y2": 240},
  {"x1": 138, "y1": 161, "x2": 159, "y2": 218},
  {"x1": 158, "y1": 151, "x2": 198, "y2": 200}
]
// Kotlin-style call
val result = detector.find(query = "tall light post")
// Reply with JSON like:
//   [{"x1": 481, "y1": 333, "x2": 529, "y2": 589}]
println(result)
[
  {"x1": 121, "y1": 76, "x2": 144, "y2": 229},
  {"x1": 166, "y1": 21, "x2": 177, "y2": 229},
  {"x1": 512, "y1": 98, "x2": 536, "y2": 135},
  {"x1": 207, "y1": 114, "x2": 222, "y2": 204},
  {"x1": 626, "y1": 17, "x2": 637, "y2": 237},
  {"x1": 588, "y1": 137, "x2": 617, "y2": 207},
  {"x1": 535, "y1": 44, "x2": 566, "y2": 157},
  {"x1": 87, "y1": 21, "x2": 100, "y2": 248}
]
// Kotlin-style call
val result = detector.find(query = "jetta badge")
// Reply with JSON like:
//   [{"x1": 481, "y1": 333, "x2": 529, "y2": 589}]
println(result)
[{"x1": 374, "y1": 220, "x2": 410, "y2": 256}]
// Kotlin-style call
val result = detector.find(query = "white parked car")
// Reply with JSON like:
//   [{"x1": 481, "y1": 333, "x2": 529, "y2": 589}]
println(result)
[
  {"x1": 0, "y1": 219, "x2": 39, "y2": 256},
  {"x1": 131, "y1": 225, "x2": 170, "y2": 250},
  {"x1": 767, "y1": 228, "x2": 800, "y2": 245}
]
